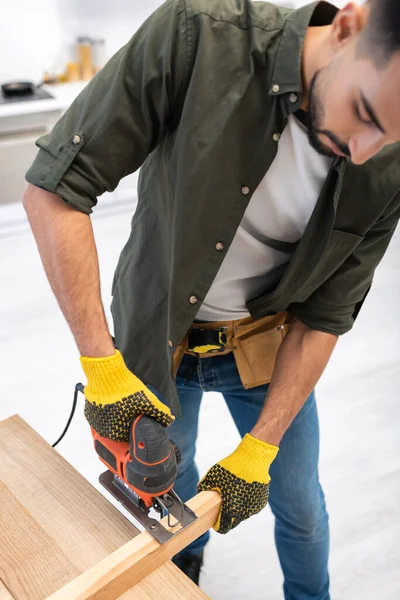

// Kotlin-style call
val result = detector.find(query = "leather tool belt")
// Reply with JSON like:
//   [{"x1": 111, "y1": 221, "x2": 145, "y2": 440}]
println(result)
[{"x1": 173, "y1": 311, "x2": 293, "y2": 389}]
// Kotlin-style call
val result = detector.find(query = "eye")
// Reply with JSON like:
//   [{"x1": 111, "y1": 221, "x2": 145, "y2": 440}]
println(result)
[{"x1": 354, "y1": 102, "x2": 373, "y2": 127}]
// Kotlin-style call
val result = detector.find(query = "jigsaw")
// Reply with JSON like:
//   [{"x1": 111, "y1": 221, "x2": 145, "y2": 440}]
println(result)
[{"x1": 75, "y1": 383, "x2": 197, "y2": 544}]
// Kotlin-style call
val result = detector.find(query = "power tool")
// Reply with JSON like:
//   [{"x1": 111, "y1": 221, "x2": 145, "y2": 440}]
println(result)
[{"x1": 75, "y1": 383, "x2": 197, "y2": 544}]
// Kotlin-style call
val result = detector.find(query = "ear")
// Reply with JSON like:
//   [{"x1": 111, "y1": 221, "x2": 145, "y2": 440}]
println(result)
[{"x1": 330, "y1": 2, "x2": 370, "y2": 48}]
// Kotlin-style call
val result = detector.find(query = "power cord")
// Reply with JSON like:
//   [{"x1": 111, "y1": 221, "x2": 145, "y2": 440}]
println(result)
[{"x1": 52, "y1": 383, "x2": 84, "y2": 448}]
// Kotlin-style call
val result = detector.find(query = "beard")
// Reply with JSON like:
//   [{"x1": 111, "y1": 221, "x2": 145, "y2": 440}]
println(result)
[{"x1": 306, "y1": 69, "x2": 351, "y2": 159}]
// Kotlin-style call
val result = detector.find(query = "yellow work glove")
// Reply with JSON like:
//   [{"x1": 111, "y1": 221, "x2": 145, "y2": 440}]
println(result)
[
  {"x1": 197, "y1": 433, "x2": 279, "y2": 534},
  {"x1": 80, "y1": 349, "x2": 174, "y2": 442}
]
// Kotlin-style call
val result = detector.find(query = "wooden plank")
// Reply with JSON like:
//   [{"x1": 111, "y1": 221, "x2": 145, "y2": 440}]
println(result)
[
  {"x1": 0, "y1": 481, "x2": 77, "y2": 598},
  {"x1": 0, "y1": 416, "x2": 211, "y2": 600},
  {"x1": 132, "y1": 562, "x2": 211, "y2": 600},
  {"x1": 46, "y1": 491, "x2": 221, "y2": 600},
  {"x1": 0, "y1": 581, "x2": 15, "y2": 600}
]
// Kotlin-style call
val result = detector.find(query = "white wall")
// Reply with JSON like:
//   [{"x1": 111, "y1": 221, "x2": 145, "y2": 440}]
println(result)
[
  {"x1": 0, "y1": 0, "x2": 65, "y2": 83},
  {"x1": 0, "y1": 0, "x2": 164, "y2": 84},
  {"x1": 0, "y1": 0, "x2": 351, "y2": 85},
  {"x1": 56, "y1": 0, "x2": 164, "y2": 62}
]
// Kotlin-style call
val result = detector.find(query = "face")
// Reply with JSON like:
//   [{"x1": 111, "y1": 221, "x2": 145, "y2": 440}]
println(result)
[{"x1": 306, "y1": 22, "x2": 400, "y2": 164}]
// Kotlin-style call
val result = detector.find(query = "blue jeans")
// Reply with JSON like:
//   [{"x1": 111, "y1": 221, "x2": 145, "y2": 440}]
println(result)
[{"x1": 157, "y1": 352, "x2": 330, "y2": 600}]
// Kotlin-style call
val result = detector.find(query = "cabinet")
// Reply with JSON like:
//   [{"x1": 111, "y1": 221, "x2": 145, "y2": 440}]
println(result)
[
  {"x1": 0, "y1": 82, "x2": 139, "y2": 212},
  {"x1": 0, "y1": 109, "x2": 62, "y2": 205}
]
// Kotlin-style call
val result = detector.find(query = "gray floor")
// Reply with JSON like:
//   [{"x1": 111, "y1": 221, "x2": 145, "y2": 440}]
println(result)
[{"x1": 0, "y1": 199, "x2": 399, "y2": 599}]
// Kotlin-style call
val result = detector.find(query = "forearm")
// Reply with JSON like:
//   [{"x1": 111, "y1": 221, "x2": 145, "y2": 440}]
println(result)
[
  {"x1": 23, "y1": 184, "x2": 115, "y2": 358},
  {"x1": 250, "y1": 317, "x2": 338, "y2": 446}
]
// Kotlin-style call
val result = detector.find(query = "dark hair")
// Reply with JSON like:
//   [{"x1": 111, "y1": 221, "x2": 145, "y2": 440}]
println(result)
[{"x1": 358, "y1": 0, "x2": 400, "y2": 66}]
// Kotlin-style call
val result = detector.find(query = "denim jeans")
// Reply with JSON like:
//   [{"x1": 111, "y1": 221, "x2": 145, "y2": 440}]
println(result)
[{"x1": 154, "y1": 351, "x2": 330, "y2": 600}]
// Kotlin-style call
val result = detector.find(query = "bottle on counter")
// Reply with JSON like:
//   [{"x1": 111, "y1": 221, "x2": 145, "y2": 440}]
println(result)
[
  {"x1": 77, "y1": 36, "x2": 93, "y2": 81},
  {"x1": 65, "y1": 62, "x2": 81, "y2": 82},
  {"x1": 92, "y1": 39, "x2": 107, "y2": 74}
]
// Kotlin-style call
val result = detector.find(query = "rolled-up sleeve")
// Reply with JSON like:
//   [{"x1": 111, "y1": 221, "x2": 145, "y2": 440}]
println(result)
[
  {"x1": 289, "y1": 192, "x2": 400, "y2": 335},
  {"x1": 25, "y1": 0, "x2": 193, "y2": 214}
]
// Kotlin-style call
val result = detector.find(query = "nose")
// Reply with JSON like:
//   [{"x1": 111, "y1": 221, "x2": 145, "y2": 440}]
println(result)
[{"x1": 349, "y1": 130, "x2": 385, "y2": 165}]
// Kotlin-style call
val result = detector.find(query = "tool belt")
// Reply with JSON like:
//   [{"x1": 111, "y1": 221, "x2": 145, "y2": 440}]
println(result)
[{"x1": 172, "y1": 311, "x2": 292, "y2": 389}]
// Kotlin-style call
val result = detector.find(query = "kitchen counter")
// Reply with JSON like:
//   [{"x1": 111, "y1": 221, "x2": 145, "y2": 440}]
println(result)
[
  {"x1": 0, "y1": 81, "x2": 88, "y2": 119},
  {"x1": 0, "y1": 78, "x2": 137, "y2": 213},
  {"x1": 0, "y1": 82, "x2": 90, "y2": 206}
]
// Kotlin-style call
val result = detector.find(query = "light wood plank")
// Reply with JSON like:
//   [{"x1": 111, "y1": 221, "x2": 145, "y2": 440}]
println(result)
[
  {"x1": 0, "y1": 482, "x2": 77, "y2": 599},
  {"x1": 46, "y1": 491, "x2": 221, "y2": 600},
  {"x1": 0, "y1": 581, "x2": 15, "y2": 600},
  {"x1": 0, "y1": 416, "x2": 211, "y2": 600},
  {"x1": 133, "y1": 562, "x2": 211, "y2": 600}
]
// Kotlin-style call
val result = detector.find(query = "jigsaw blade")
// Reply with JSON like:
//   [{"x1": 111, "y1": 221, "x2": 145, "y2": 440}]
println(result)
[{"x1": 99, "y1": 470, "x2": 197, "y2": 544}]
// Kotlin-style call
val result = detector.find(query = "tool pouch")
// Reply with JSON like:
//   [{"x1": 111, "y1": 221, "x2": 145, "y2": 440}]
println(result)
[
  {"x1": 232, "y1": 312, "x2": 291, "y2": 389},
  {"x1": 172, "y1": 312, "x2": 292, "y2": 388}
]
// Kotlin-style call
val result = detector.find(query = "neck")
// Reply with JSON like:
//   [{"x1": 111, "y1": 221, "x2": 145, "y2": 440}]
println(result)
[{"x1": 301, "y1": 25, "x2": 332, "y2": 111}]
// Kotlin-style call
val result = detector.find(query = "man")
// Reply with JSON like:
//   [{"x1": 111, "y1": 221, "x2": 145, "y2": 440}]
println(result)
[{"x1": 23, "y1": 0, "x2": 400, "y2": 598}]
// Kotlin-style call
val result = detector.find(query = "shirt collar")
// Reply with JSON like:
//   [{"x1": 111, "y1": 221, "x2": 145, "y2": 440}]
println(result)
[{"x1": 270, "y1": 1, "x2": 339, "y2": 103}]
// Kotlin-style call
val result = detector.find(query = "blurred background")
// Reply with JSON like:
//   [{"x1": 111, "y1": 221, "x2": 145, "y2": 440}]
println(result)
[
  {"x1": 0, "y1": 2, "x2": 399, "y2": 600},
  {"x1": 0, "y1": 0, "x2": 351, "y2": 213}
]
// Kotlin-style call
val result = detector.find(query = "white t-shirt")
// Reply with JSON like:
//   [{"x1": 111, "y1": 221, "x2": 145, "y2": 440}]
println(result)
[{"x1": 196, "y1": 113, "x2": 333, "y2": 322}]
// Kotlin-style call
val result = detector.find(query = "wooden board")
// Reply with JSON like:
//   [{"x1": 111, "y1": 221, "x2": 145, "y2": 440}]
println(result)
[
  {"x1": 0, "y1": 580, "x2": 15, "y2": 600},
  {"x1": 0, "y1": 416, "x2": 210, "y2": 600},
  {"x1": 46, "y1": 491, "x2": 221, "y2": 600}
]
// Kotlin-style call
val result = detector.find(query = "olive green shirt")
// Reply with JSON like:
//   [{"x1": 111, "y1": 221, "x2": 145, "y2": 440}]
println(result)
[{"x1": 26, "y1": 0, "x2": 400, "y2": 417}]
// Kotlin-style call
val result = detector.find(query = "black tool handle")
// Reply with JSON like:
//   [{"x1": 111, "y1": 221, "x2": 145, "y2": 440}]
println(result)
[
  {"x1": 130, "y1": 414, "x2": 171, "y2": 464},
  {"x1": 126, "y1": 415, "x2": 178, "y2": 497}
]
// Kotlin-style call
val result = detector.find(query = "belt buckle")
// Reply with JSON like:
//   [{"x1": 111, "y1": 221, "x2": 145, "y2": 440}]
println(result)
[{"x1": 188, "y1": 327, "x2": 227, "y2": 355}]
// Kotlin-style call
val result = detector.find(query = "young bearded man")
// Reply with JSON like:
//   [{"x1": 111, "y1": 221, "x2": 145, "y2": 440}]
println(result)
[{"x1": 23, "y1": 1, "x2": 400, "y2": 598}]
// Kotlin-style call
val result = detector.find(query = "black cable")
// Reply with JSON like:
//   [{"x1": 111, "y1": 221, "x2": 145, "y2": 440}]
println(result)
[{"x1": 52, "y1": 382, "x2": 85, "y2": 448}]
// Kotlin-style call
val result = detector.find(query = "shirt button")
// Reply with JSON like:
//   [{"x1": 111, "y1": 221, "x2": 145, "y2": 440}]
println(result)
[
  {"x1": 72, "y1": 134, "x2": 81, "y2": 145},
  {"x1": 289, "y1": 93, "x2": 298, "y2": 103},
  {"x1": 241, "y1": 186, "x2": 250, "y2": 195},
  {"x1": 273, "y1": 133, "x2": 281, "y2": 142},
  {"x1": 216, "y1": 242, "x2": 224, "y2": 251},
  {"x1": 168, "y1": 340, "x2": 174, "y2": 348},
  {"x1": 189, "y1": 295, "x2": 198, "y2": 305},
  {"x1": 272, "y1": 84, "x2": 280, "y2": 93}
]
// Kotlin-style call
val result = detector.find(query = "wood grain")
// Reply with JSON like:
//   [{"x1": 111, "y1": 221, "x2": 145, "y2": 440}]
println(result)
[
  {"x1": 46, "y1": 491, "x2": 221, "y2": 600},
  {"x1": 0, "y1": 416, "x2": 211, "y2": 600},
  {"x1": 0, "y1": 481, "x2": 77, "y2": 598},
  {"x1": 0, "y1": 581, "x2": 15, "y2": 600}
]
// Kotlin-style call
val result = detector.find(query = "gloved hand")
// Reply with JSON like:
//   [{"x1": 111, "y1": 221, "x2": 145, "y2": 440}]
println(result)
[
  {"x1": 197, "y1": 433, "x2": 279, "y2": 534},
  {"x1": 80, "y1": 349, "x2": 174, "y2": 442}
]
